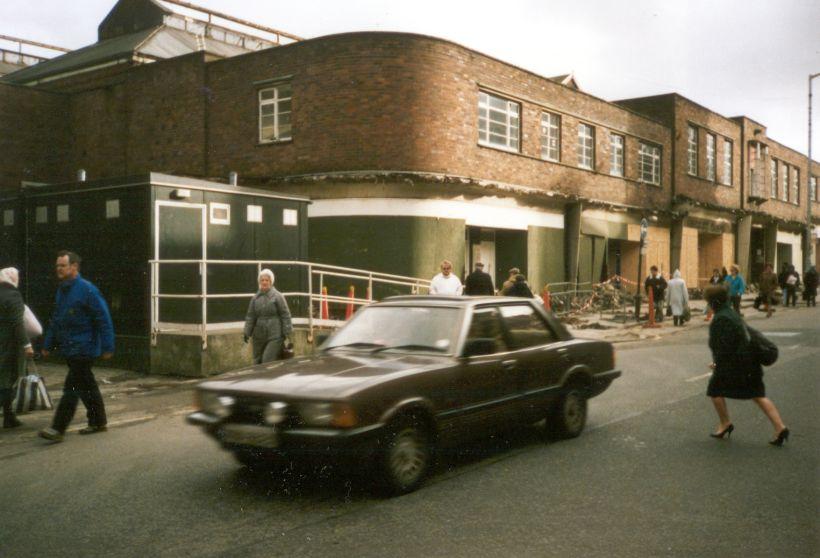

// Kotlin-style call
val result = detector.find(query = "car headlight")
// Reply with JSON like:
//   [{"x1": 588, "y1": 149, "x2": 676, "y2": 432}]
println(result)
[
  {"x1": 264, "y1": 402, "x2": 287, "y2": 425},
  {"x1": 197, "y1": 391, "x2": 234, "y2": 418},
  {"x1": 298, "y1": 402, "x2": 357, "y2": 428}
]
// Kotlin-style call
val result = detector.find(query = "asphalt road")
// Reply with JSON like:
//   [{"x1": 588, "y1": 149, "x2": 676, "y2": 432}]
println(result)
[{"x1": 1, "y1": 306, "x2": 817, "y2": 558}]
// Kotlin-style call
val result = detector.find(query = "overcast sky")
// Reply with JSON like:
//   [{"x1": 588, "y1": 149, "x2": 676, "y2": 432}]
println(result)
[{"x1": 2, "y1": 0, "x2": 819, "y2": 155}]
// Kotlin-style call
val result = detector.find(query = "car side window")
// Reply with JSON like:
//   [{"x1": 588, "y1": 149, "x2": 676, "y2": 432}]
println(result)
[
  {"x1": 465, "y1": 307, "x2": 507, "y2": 355},
  {"x1": 499, "y1": 304, "x2": 558, "y2": 349}
]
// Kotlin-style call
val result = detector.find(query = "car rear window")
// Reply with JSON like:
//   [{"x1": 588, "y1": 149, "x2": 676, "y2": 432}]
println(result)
[{"x1": 499, "y1": 304, "x2": 558, "y2": 349}]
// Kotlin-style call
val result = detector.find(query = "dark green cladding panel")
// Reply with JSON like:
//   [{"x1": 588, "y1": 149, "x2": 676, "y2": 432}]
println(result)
[{"x1": 527, "y1": 226, "x2": 565, "y2": 291}]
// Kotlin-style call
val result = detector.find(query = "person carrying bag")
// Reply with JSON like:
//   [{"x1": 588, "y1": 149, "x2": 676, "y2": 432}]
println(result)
[{"x1": 14, "y1": 358, "x2": 53, "y2": 414}]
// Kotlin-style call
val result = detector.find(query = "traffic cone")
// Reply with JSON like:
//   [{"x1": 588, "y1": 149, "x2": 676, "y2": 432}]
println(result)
[
  {"x1": 542, "y1": 287, "x2": 551, "y2": 311},
  {"x1": 643, "y1": 287, "x2": 661, "y2": 329},
  {"x1": 321, "y1": 286, "x2": 329, "y2": 320},
  {"x1": 345, "y1": 285, "x2": 355, "y2": 320}
]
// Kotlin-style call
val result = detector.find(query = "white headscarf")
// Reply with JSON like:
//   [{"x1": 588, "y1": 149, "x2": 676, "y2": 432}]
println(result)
[
  {"x1": 258, "y1": 268, "x2": 275, "y2": 284},
  {"x1": 673, "y1": 269, "x2": 682, "y2": 279},
  {"x1": 0, "y1": 267, "x2": 19, "y2": 288}
]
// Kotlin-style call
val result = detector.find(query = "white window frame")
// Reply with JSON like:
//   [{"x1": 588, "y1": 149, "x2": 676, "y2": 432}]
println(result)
[
  {"x1": 781, "y1": 163, "x2": 789, "y2": 201},
  {"x1": 283, "y1": 208, "x2": 298, "y2": 227},
  {"x1": 539, "y1": 111, "x2": 561, "y2": 162},
  {"x1": 609, "y1": 133, "x2": 624, "y2": 177},
  {"x1": 705, "y1": 133, "x2": 716, "y2": 181},
  {"x1": 35, "y1": 206, "x2": 48, "y2": 224},
  {"x1": 638, "y1": 142, "x2": 661, "y2": 185},
  {"x1": 3, "y1": 209, "x2": 13, "y2": 227},
  {"x1": 791, "y1": 167, "x2": 799, "y2": 205},
  {"x1": 247, "y1": 205, "x2": 263, "y2": 223},
  {"x1": 478, "y1": 91, "x2": 520, "y2": 153},
  {"x1": 106, "y1": 199, "x2": 120, "y2": 219},
  {"x1": 209, "y1": 202, "x2": 231, "y2": 225},
  {"x1": 258, "y1": 83, "x2": 292, "y2": 144},
  {"x1": 56, "y1": 204, "x2": 69, "y2": 223},
  {"x1": 687, "y1": 125, "x2": 698, "y2": 175},
  {"x1": 722, "y1": 139, "x2": 732, "y2": 186},
  {"x1": 811, "y1": 175, "x2": 817, "y2": 202},
  {"x1": 770, "y1": 159, "x2": 778, "y2": 198},
  {"x1": 577, "y1": 123, "x2": 595, "y2": 170}
]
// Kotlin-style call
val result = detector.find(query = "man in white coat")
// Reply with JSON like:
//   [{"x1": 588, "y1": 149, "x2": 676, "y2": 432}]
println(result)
[
  {"x1": 666, "y1": 269, "x2": 689, "y2": 327},
  {"x1": 429, "y1": 260, "x2": 463, "y2": 295}
]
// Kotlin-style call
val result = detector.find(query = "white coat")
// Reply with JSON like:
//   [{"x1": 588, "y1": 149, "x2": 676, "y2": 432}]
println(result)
[{"x1": 665, "y1": 270, "x2": 689, "y2": 317}]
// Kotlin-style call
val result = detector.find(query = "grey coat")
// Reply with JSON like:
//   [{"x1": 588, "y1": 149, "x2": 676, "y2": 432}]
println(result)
[
  {"x1": 244, "y1": 288, "x2": 293, "y2": 343},
  {"x1": 0, "y1": 284, "x2": 28, "y2": 389}
]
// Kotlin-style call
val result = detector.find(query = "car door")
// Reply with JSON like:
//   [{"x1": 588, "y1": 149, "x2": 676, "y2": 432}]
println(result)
[
  {"x1": 441, "y1": 305, "x2": 519, "y2": 441},
  {"x1": 497, "y1": 303, "x2": 569, "y2": 422}
]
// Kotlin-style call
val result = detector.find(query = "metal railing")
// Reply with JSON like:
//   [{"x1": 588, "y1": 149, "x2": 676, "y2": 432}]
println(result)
[{"x1": 149, "y1": 259, "x2": 431, "y2": 349}]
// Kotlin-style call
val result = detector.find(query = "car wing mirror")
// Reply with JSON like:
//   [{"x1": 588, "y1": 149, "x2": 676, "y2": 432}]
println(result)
[{"x1": 462, "y1": 338, "x2": 496, "y2": 358}]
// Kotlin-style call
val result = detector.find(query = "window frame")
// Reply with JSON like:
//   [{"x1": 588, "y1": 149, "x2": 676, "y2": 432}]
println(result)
[
  {"x1": 781, "y1": 163, "x2": 789, "y2": 202},
  {"x1": 810, "y1": 175, "x2": 817, "y2": 202},
  {"x1": 464, "y1": 305, "x2": 508, "y2": 356},
  {"x1": 539, "y1": 111, "x2": 561, "y2": 162},
  {"x1": 209, "y1": 202, "x2": 231, "y2": 226},
  {"x1": 705, "y1": 133, "x2": 716, "y2": 181},
  {"x1": 56, "y1": 204, "x2": 69, "y2": 223},
  {"x1": 497, "y1": 303, "x2": 559, "y2": 350},
  {"x1": 478, "y1": 91, "x2": 521, "y2": 153},
  {"x1": 106, "y1": 199, "x2": 120, "y2": 220},
  {"x1": 35, "y1": 206, "x2": 48, "y2": 224},
  {"x1": 258, "y1": 82, "x2": 292, "y2": 144},
  {"x1": 2, "y1": 209, "x2": 13, "y2": 227},
  {"x1": 283, "y1": 208, "x2": 298, "y2": 227},
  {"x1": 791, "y1": 167, "x2": 800, "y2": 205},
  {"x1": 722, "y1": 138, "x2": 733, "y2": 186},
  {"x1": 638, "y1": 141, "x2": 662, "y2": 186},
  {"x1": 577, "y1": 122, "x2": 595, "y2": 170},
  {"x1": 247, "y1": 204, "x2": 263, "y2": 223},
  {"x1": 687, "y1": 125, "x2": 698, "y2": 176},
  {"x1": 609, "y1": 133, "x2": 624, "y2": 177},
  {"x1": 770, "y1": 159, "x2": 778, "y2": 199}
]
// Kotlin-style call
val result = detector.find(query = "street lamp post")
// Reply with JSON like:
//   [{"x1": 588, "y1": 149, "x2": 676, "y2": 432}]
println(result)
[{"x1": 806, "y1": 73, "x2": 819, "y2": 273}]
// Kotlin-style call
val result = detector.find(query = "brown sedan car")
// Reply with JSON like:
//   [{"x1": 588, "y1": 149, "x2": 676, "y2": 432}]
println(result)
[{"x1": 187, "y1": 296, "x2": 620, "y2": 494}]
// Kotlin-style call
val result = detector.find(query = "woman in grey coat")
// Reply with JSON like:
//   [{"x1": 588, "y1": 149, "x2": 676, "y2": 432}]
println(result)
[
  {"x1": 0, "y1": 268, "x2": 33, "y2": 428},
  {"x1": 244, "y1": 269, "x2": 293, "y2": 364}
]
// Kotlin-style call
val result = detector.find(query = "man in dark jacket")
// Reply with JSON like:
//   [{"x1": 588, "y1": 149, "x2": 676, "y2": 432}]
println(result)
[
  {"x1": 644, "y1": 266, "x2": 667, "y2": 321},
  {"x1": 803, "y1": 266, "x2": 818, "y2": 307},
  {"x1": 464, "y1": 262, "x2": 495, "y2": 296},
  {"x1": 39, "y1": 251, "x2": 115, "y2": 443},
  {"x1": 0, "y1": 272, "x2": 32, "y2": 428}
]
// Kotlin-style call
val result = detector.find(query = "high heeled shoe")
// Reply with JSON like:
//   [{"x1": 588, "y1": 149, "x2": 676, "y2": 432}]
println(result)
[
  {"x1": 769, "y1": 428, "x2": 790, "y2": 447},
  {"x1": 710, "y1": 424, "x2": 734, "y2": 439}
]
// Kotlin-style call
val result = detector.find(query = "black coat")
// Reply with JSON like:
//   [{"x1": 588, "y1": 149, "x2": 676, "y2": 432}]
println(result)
[
  {"x1": 804, "y1": 269, "x2": 818, "y2": 293},
  {"x1": 507, "y1": 280, "x2": 534, "y2": 298},
  {"x1": 706, "y1": 304, "x2": 764, "y2": 399},
  {"x1": 0, "y1": 284, "x2": 27, "y2": 390},
  {"x1": 464, "y1": 270, "x2": 495, "y2": 296},
  {"x1": 644, "y1": 275, "x2": 667, "y2": 301}
]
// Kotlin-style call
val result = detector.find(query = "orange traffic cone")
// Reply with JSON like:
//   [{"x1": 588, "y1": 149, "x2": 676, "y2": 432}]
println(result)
[
  {"x1": 321, "y1": 286, "x2": 329, "y2": 320},
  {"x1": 542, "y1": 287, "x2": 551, "y2": 311},
  {"x1": 345, "y1": 285, "x2": 355, "y2": 320},
  {"x1": 643, "y1": 287, "x2": 661, "y2": 329}
]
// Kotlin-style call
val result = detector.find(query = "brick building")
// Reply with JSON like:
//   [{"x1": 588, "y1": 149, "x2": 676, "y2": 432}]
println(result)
[{"x1": 2, "y1": 0, "x2": 818, "y2": 291}]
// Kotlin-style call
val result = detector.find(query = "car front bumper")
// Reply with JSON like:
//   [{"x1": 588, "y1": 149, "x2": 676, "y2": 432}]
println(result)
[{"x1": 590, "y1": 369, "x2": 621, "y2": 397}]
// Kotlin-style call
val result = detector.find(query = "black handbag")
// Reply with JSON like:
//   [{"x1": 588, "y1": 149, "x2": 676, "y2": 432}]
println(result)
[
  {"x1": 745, "y1": 325, "x2": 778, "y2": 366},
  {"x1": 281, "y1": 340, "x2": 295, "y2": 360}
]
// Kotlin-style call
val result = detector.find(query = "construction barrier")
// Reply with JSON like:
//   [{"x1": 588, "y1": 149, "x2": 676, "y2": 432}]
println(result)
[
  {"x1": 643, "y1": 286, "x2": 661, "y2": 329},
  {"x1": 345, "y1": 285, "x2": 355, "y2": 320},
  {"x1": 321, "y1": 286, "x2": 329, "y2": 320},
  {"x1": 541, "y1": 287, "x2": 551, "y2": 311}
]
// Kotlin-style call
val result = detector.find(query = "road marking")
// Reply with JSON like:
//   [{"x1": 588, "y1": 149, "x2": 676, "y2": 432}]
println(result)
[
  {"x1": 787, "y1": 345, "x2": 800, "y2": 350},
  {"x1": 759, "y1": 332, "x2": 800, "y2": 337},
  {"x1": 685, "y1": 372, "x2": 712, "y2": 382}
]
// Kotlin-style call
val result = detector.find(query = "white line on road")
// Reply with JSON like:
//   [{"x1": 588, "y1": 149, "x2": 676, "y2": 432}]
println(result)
[
  {"x1": 685, "y1": 372, "x2": 712, "y2": 382},
  {"x1": 787, "y1": 345, "x2": 800, "y2": 350},
  {"x1": 760, "y1": 332, "x2": 800, "y2": 337}
]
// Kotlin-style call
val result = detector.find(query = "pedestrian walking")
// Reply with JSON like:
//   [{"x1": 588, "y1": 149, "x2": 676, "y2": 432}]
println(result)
[
  {"x1": 429, "y1": 260, "x2": 463, "y2": 295},
  {"x1": 0, "y1": 267, "x2": 43, "y2": 350},
  {"x1": 777, "y1": 262, "x2": 790, "y2": 291},
  {"x1": 463, "y1": 262, "x2": 495, "y2": 296},
  {"x1": 0, "y1": 269, "x2": 33, "y2": 429},
  {"x1": 783, "y1": 264, "x2": 800, "y2": 307},
  {"x1": 725, "y1": 264, "x2": 746, "y2": 314},
  {"x1": 803, "y1": 265, "x2": 818, "y2": 307},
  {"x1": 243, "y1": 269, "x2": 293, "y2": 364},
  {"x1": 644, "y1": 265, "x2": 667, "y2": 322},
  {"x1": 499, "y1": 267, "x2": 520, "y2": 295},
  {"x1": 665, "y1": 270, "x2": 689, "y2": 326},
  {"x1": 38, "y1": 251, "x2": 114, "y2": 443},
  {"x1": 758, "y1": 263, "x2": 779, "y2": 318},
  {"x1": 704, "y1": 285, "x2": 789, "y2": 446},
  {"x1": 704, "y1": 268, "x2": 724, "y2": 322},
  {"x1": 506, "y1": 274, "x2": 534, "y2": 298}
]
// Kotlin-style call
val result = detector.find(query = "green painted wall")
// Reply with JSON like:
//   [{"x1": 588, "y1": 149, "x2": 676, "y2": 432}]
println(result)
[{"x1": 527, "y1": 226, "x2": 565, "y2": 292}]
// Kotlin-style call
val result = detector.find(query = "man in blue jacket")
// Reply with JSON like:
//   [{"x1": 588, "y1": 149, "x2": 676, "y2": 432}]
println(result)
[{"x1": 39, "y1": 251, "x2": 114, "y2": 443}]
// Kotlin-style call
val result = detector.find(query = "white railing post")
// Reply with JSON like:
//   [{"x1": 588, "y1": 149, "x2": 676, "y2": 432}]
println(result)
[
  {"x1": 368, "y1": 273, "x2": 373, "y2": 301},
  {"x1": 307, "y1": 263, "x2": 314, "y2": 334},
  {"x1": 201, "y1": 259, "x2": 208, "y2": 350}
]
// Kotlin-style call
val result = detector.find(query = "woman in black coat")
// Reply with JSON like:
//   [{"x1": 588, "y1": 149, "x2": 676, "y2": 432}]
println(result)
[
  {"x1": 705, "y1": 286, "x2": 789, "y2": 446},
  {"x1": 0, "y1": 272, "x2": 30, "y2": 428}
]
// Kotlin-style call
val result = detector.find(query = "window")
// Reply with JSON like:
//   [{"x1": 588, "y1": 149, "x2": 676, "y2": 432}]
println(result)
[
  {"x1": 258, "y1": 83, "x2": 292, "y2": 143},
  {"x1": 791, "y1": 167, "x2": 800, "y2": 205},
  {"x1": 35, "y1": 206, "x2": 47, "y2": 224},
  {"x1": 811, "y1": 176, "x2": 817, "y2": 202},
  {"x1": 638, "y1": 142, "x2": 661, "y2": 185},
  {"x1": 209, "y1": 202, "x2": 230, "y2": 225},
  {"x1": 283, "y1": 208, "x2": 298, "y2": 226},
  {"x1": 687, "y1": 125, "x2": 698, "y2": 175},
  {"x1": 722, "y1": 139, "x2": 732, "y2": 185},
  {"x1": 781, "y1": 163, "x2": 789, "y2": 201},
  {"x1": 577, "y1": 123, "x2": 594, "y2": 170},
  {"x1": 609, "y1": 133, "x2": 624, "y2": 177},
  {"x1": 465, "y1": 307, "x2": 506, "y2": 355},
  {"x1": 247, "y1": 205, "x2": 263, "y2": 223},
  {"x1": 3, "y1": 209, "x2": 13, "y2": 227},
  {"x1": 56, "y1": 204, "x2": 69, "y2": 223},
  {"x1": 539, "y1": 112, "x2": 561, "y2": 161},
  {"x1": 706, "y1": 133, "x2": 716, "y2": 181},
  {"x1": 498, "y1": 304, "x2": 557, "y2": 349},
  {"x1": 770, "y1": 159, "x2": 778, "y2": 198},
  {"x1": 106, "y1": 199, "x2": 120, "y2": 219},
  {"x1": 478, "y1": 91, "x2": 520, "y2": 152}
]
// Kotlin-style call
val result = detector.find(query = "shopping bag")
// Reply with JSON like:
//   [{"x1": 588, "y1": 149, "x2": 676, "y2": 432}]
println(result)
[{"x1": 13, "y1": 361, "x2": 53, "y2": 414}]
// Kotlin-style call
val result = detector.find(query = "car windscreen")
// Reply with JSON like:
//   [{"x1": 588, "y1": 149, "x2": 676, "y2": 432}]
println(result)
[{"x1": 323, "y1": 306, "x2": 461, "y2": 354}]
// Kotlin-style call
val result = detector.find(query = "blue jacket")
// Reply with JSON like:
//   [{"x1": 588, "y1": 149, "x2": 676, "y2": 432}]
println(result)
[
  {"x1": 43, "y1": 275, "x2": 115, "y2": 358},
  {"x1": 725, "y1": 274, "x2": 746, "y2": 298}
]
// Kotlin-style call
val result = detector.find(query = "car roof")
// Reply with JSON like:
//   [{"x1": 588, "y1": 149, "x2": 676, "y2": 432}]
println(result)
[{"x1": 380, "y1": 295, "x2": 533, "y2": 307}]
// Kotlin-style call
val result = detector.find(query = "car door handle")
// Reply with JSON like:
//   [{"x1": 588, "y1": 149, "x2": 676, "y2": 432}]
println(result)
[
  {"x1": 556, "y1": 348, "x2": 571, "y2": 360},
  {"x1": 501, "y1": 359, "x2": 517, "y2": 370}
]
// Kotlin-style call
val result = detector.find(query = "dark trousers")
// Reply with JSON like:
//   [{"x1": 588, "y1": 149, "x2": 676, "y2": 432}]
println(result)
[
  {"x1": 1, "y1": 387, "x2": 15, "y2": 424},
  {"x1": 52, "y1": 357, "x2": 107, "y2": 434},
  {"x1": 731, "y1": 295, "x2": 742, "y2": 313},
  {"x1": 808, "y1": 294, "x2": 817, "y2": 307},
  {"x1": 785, "y1": 287, "x2": 797, "y2": 306}
]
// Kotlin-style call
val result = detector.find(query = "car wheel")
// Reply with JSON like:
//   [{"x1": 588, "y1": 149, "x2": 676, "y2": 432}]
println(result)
[
  {"x1": 547, "y1": 388, "x2": 587, "y2": 439},
  {"x1": 233, "y1": 449, "x2": 275, "y2": 470},
  {"x1": 377, "y1": 418, "x2": 432, "y2": 495}
]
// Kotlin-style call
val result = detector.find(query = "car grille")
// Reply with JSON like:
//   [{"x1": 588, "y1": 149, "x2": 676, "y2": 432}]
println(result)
[{"x1": 227, "y1": 395, "x2": 303, "y2": 428}]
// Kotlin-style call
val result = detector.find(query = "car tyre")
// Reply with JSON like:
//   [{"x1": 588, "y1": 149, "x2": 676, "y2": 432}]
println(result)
[
  {"x1": 547, "y1": 388, "x2": 587, "y2": 439},
  {"x1": 233, "y1": 449, "x2": 277, "y2": 470},
  {"x1": 376, "y1": 417, "x2": 432, "y2": 496}
]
